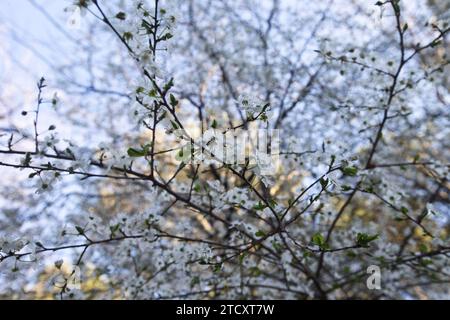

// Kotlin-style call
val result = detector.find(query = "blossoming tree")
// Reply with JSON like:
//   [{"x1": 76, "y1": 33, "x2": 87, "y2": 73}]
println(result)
[{"x1": 0, "y1": 0, "x2": 449, "y2": 299}]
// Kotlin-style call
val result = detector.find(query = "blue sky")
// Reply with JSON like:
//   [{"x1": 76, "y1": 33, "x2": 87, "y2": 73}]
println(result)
[{"x1": 0, "y1": 0, "x2": 73, "y2": 90}]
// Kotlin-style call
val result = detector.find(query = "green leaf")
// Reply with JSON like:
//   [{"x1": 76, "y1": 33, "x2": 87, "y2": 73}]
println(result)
[
  {"x1": 176, "y1": 148, "x2": 184, "y2": 159},
  {"x1": 420, "y1": 258, "x2": 432, "y2": 267},
  {"x1": 320, "y1": 178, "x2": 329, "y2": 189},
  {"x1": 341, "y1": 185, "x2": 352, "y2": 191},
  {"x1": 249, "y1": 266, "x2": 261, "y2": 277},
  {"x1": 253, "y1": 201, "x2": 267, "y2": 211},
  {"x1": 255, "y1": 230, "x2": 266, "y2": 238},
  {"x1": 75, "y1": 226, "x2": 85, "y2": 235},
  {"x1": 355, "y1": 232, "x2": 379, "y2": 247},
  {"x1": 115, "y1": 12, "x2": 126, "y2": 20},
  {"x1": 268, "y1": 198, "x2": 278, "y2": 208},
  {"x1": 211, "y1": 119, "x2": 218, "y2": 129},
  {"x1": 392, "y1": 0, "x2": 400, "y2": 13},
  {"x1": 418, "y1": 243, "x2": 428, "y2": 253},
  {"x1": 127, "y1": 147, "x2": 147, "y2": 157},
  {"x1": 160, "y1": 33, "x2": 173, "y2": 41},
  {"x1": 329, "y1": 155, "x2": 336, "y2": 167},
  {"x1": 54, "y1": 259, "x2": 64, "y2": 269},
  {"x1": 193, "y1": 184, "x2": 201, "y2": 193},
  {"x1": 28, "y1": 172, "x2": 38, "y2": 179},
  {"x1": 213, "y1": 263, "x2": 222, "y2": 273},
  {"x1": 123, "y1": 32, "x2": 133, "y2": 42},
  {"x1": 190, "y1": 276, "x2": 200, "y2": 287},
  {"x1": 163, "y1": 78, "x2": 174, "y2": 92},
  {"x1": 239, "y1": 253, "x2": 246, "y2": 264},
  {"x1": 157, "y1": 111, "x2": 167, "y2": 122},
  {"x1": 312, "y1": 232, "x2": 325, "y2": 247},
  {"x1": 271, "y1": 240, "x2": 282, "y2": 252},
  {"x1": 23, "y1": 152, "x2": 32, "y2": 166},
  {"x1": 260, "y1": 113, "x2": 268, "y2": 122},
  {"x1": 170, "y1": 120, "x2": 179, "y2": 130},
  {"x1": 400, "y1": 206, "x2": 409, "y2": 215},
  {"x1": 341, "y1": 166, "x2": 358, "y2": 177},
  {"x1": 35, "y1": 241, "x2": 44, "y2": 248},
  {"x1": 135, "y1": 86, "x2": 145, "y2": 95},
  {"x1": 430, "y1": 40, "x2": 441, "y2": 48},
  {"x1": 169, "y1": 94, "x2": 178, "y2": 107}
]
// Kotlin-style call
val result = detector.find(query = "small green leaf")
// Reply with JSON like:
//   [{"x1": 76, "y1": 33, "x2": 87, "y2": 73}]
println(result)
[
  {"x1": 249, "y1": 266, "x2": 261, "y2": 277},
  {"x1": 420, "y1": 258, "x2": 432, "y2": 267},
  {"x1": 355, "y1": 232, "x2": 379, "y2": 247},
  {"x1": 190, "y1": 276, "x2": 200, "y2": 287},
  {"x1": 169, "y1": 94, "x2": 178, "y2": 107},
  {"x1": 260, "y1": 113, "x2": 268, "y2": 122},
  {"x1": 149, "y1": 89, "x2": 157, "y2": 97},
  {"x1": 115, "y1": 12, "x2": 126, "y2": 20},
  {"x1": 418, "y1": 243, "x2": 428, "y2": 253},
  {"x1": 23, "y1": 152, "x2": 32, "y2": 166},
  {"x1": 54, "y1": 259, "x2": 64, "y2": 269},
  {"x1": 255, "y1": 230, "x2": 266, "y2": 238},
  {"x1": 430, "y1": 40, "x2": 441, "y2": 48},
  {"x1": 163, "y1": 78, "x2": 174, "y2": 92},
  {"x1": 170, "y1": 120, "x2": 179, "y2": 130},
  {"x1": 253, "y1": 201, "x2": 267, "y2": 211},
  {"x1": 213, "y1": 263, "x2": 222, "y2": 273},
  {"x1": 160, "y1": 32, "x2": 173, "y2": 41},
  {"x1": 35, "y1": 241, "x2": 44, "y2": 248},
  {"x1": 271, "y1": 241, "x2": 282, "y2": 252},
  {"x1": 28, "y1": 172, "x2": 38, "y2": 179},
  {"x1": 392, "y1": 0, "x2": 400, "y2": 13},
  {"x1": 75, "y1": 226, "x2": 85, "y2": 235},
  {"x1": 127, "y1": 147, "x2": 147, "y2": 157},
  {"x1": 341, "y1": 185, "x2": 352, "y2": 191},
  {"x1": 123, "y1": 32, "x2": 133, "y2": 42},
  {"x1": 312, "y1": 232, "x2": 325, "y2": 247},
  {"x1": 342, "y1": 166, "x2": 358, "y2": 177},
  {"x1": 268, "y1": 198, "x2": 278, "y2": 208},
  {"x1": 320, "y1": 178, "x2": 329, "y2": 189}
]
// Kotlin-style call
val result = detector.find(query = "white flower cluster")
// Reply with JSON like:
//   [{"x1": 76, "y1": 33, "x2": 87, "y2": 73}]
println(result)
[
  {"x1": 0, "y1": 236, "x2": 27, "y2": 254},
  {"x1": 237, "y1": 94, "x2": 267, "y2": 118},
  {"x1": 98, "y1": 143, "x2": 133, "y2": 171},
  {"x1": 216, "y1": 187, "x2": 249, "y2": 210},
  {"x1": 34, "y1": 171, "x2": 62, "y2": 194},
  {"x1": 115, "y1": 0, "x2": 178, "y2": 74},
  {"x1": 38, "y1": 133, "x2": 60, "y2": 152}
]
